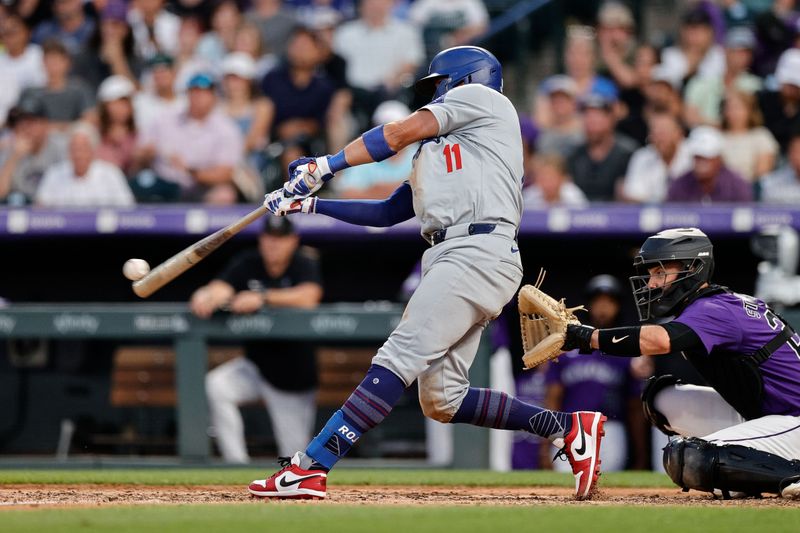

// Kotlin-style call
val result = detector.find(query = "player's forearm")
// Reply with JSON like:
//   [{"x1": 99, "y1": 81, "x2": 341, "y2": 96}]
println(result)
[
  {"x1": 330, "y1": 110, "x2": 439, "y2": 173},
  {"x1": 589, "y1": 325, "x2": 671, "y2": 356},
  {"x1": 313, "y1": 183, "x2": 414, "y2": 227}
]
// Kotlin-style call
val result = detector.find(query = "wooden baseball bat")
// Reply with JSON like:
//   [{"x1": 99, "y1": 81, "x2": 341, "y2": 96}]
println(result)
[{"x1": 132, "y1": 205, "x2": 268, "y2": 298}]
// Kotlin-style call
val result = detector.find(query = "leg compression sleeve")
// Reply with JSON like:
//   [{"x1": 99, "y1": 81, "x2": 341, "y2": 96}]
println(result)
[
  {"x1": 305, "y1": 365, "x2": 406, "y2": 469},
  {"x1": 450, "y1": 387, "x2": 573, "y2": 440}
]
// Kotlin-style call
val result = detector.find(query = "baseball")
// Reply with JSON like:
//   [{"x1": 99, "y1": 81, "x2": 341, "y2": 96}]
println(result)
[{"x1": 123, "y1": 258, "x2": 150, "y2": 281}]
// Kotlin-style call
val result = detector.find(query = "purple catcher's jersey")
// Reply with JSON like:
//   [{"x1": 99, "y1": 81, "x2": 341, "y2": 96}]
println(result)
[
  {"x1": 511, "y1": 368, "x2": 547, "y2": 469},
  {"x1": 545, "y1": 351, "x2": 641, "y2": 420},
  {"x1": 674, "y1": 292, "x2": 800, "y2": 416}
]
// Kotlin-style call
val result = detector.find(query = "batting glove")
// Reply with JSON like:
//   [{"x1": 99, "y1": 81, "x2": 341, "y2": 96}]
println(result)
[
  {"x1": 283, "y1": 156, "x2": 333, "y2": 198},
  {"x1": 263, "y1": 189, "x2": 316, "y2": 216}
]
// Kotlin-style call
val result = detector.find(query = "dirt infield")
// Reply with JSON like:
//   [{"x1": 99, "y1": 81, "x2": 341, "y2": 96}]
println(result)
[{"x1": 1, "y1": 484, "x2": 796, "y2": 509}]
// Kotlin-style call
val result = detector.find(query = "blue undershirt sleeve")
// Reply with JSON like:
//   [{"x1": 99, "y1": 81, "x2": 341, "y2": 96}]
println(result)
[{"x1": 314, "y1": 183, "x2": 415, "y2": 227}]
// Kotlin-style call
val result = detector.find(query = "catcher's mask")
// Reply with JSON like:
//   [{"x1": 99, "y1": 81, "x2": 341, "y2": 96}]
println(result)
[
  {"x1": 629, "y1": 227, "x2": 714, "y2": 321},
  {"x1": 414, "y1": 46, "x2": 503, "y2": 101}
]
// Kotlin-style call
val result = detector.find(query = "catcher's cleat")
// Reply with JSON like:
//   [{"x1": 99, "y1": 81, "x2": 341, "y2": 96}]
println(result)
[
  {"x1": 248, "y1": 452, "x2": 327, "y2": 499},
  {"x1": 558, "y1": 411, "x2": 606, "y2": 501},
  {"x1": 781, "y1": 476, "x2": 800, "y2": 499}
]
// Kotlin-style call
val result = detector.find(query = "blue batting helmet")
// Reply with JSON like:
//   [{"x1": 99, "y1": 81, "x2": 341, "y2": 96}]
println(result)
[{"x1": 414, "y1": 46, "x2": 503, "y2": 101}]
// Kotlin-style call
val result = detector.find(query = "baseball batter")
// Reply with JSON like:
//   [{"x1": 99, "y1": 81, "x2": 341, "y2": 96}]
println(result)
[
  {"x1": 562, "y1": 227, "x2": 800, "y2": 498},
  {"x1": 249, "y1": 46, "x2": 606, "y2": 501}
]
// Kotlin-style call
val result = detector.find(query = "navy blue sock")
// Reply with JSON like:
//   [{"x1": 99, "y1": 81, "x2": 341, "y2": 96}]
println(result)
[
  {"x1": 304, "y1": 364, "x2": 406, "y2": 470},
  {"x1": 450, "y1": 387, "x2": 572, "y2": 440}
]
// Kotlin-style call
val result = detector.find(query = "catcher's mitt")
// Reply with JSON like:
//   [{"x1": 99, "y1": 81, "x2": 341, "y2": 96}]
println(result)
[{"x1": 518, "y1": 269, "x2": 585, "y2": 369}]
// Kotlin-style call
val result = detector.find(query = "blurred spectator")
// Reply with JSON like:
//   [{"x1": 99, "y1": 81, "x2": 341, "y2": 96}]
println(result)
[
  {"x1": 567, "y1": 93, "x2": 637, "y2": 201},
  {"x1": 246, "y1": 0, "x2": 296, "y2": 59},
  {"x1": 173, "y1": 15, "x2": 214, "y2": 95},
  {"x1": 96, "y1": 75, "x2": 138, "y2": 176},
  {"x1": 128, "y1": 0, "x2": 180, "y2": 60},
  {"x1": 758, "y1": 47, "x2": 800, "y2": 153},
  {"x1": 233, "y1": 21, "x2": 276, "y2": 80},
  {"x1": 336, "y1": 101, "x2": 414, "y2": 199},
  {"x1": 261, "y1": 27, "x2": 341, "y2": 147},
  {"x1": 660, "y1": 8, "x2": 725, "y2": 86},
  {"x1": 519, "y1": 113, "x2": 538, "y2": 184},
  {"x1": 720, "y1": 89, "x2": 779, "y2": 182},
  {"x1": 621, "y1": 111, "x2": 692, "y2": 203},
  {"x1": 523, "y1": 153, "x2": 587, "y2": 208},
  {"x1": 135, "y1": 72, "x2": 244, "y2": 203},
  {"x1": 308, "y1": 11, "x2": 353, "y2": 152},
  {"x1": 196, "y1": 0, "x2": 242, "y2": 72},
  {"x1": 543, "y1": 275, "x2": 647, "y2": 472},
  {"x1": 0, "y1": 98, "x2": 68, "y2": 204},
  {"x1": 683, "y1": 27, "x2": 762, "y2": 128},
  {"x1": 31, "y1": 0, "x2": 95, "y2": 54},
  {"x1": 618, "y1": 63, "x2": 685, "y2": 146},
  {"x1": 133, "y1": 53, "x2": 187, "y2": 132},
  {"x1": 760, "y1": 131, "x2": 800, "y2": 203},
  {"x1": 0, "y1": 11, "x2": 46, "y2": 91},
  {"x1": 408, "y1": 0, "x2": 489, "y2": 61},
  {"x1": 535, "y1": 76, "x2": 584, "y2": 158},
  {"x1": 333, "y1": 0, "x2": 424, "y2": 128},
  {"x1": 752, "y1": 0, "x2": 799, "y2": 77},
  {"x1": 596, "y1": 1, "x2": 638, "y2": 90},
  {"x1": 535, "y1": 26, "x2": 617, "y2": 128},
  {"x1": 19, "y1": 40, "x2": 94, "y2": 128},
  {"x1": 71, "y1": 1, "x2": 142, "y2": 92},
  {"x1": 11, "y1": 0, "x2": 50, "y2": 28},
  {"x1": 35, "y1": 121, "x2": 134, "y2": 206},
  {"x1": 191, "y1": 216, "x2": 322, "y2": 463},
  {"x1": 615, "y1": 43, "x2": 662, "y2": 145},
  {"x1": 667, "y1": 125, "x2": 753, "y2": 202},
  {"x1": 221, "y1": 52, "x2": 269, "y2": 171}
]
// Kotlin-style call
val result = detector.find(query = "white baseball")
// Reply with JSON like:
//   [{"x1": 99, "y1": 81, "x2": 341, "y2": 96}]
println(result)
[{"x1": 123, "y1": 258, "x2": 150, "y2": 281}]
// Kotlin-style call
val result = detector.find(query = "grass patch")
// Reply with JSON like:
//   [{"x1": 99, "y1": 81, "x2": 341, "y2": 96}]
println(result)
[
  {"x1": 0, "y1": 468, "x2": 674, "y2": 488},
  {"x1": 3, "y1": 504, "x2": 799, "y2": 533}
]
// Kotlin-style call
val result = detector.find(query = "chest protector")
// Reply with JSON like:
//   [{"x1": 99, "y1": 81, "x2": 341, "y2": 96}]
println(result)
[{"x1": 678, "y1": 286, "x2": 796, "y2": 421}]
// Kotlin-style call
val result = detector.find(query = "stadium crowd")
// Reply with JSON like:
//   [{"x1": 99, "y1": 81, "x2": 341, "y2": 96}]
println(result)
[
  {"x1": 3, "y1": 0, "x2": 799, "y2": 470},
  {"x1": 2, "y1": 0, "x2": 800, "y2": 208}
]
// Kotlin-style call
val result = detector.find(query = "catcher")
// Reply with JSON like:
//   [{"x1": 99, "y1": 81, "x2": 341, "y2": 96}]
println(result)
[{"x1": 524, "y1": 227, "x2": 800, "y2": 499}]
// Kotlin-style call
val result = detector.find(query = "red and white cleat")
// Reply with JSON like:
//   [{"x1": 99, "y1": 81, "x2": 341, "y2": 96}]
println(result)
[
  {"x1": 560, "y1": 411, "x2": 607, "y2": 501},
  {"x1": 248, "y1": 452, "x2": 327, "y2": 500}
]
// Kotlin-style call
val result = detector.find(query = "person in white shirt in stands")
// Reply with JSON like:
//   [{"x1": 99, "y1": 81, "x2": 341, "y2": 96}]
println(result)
[
  {"x1": 35, "y1": 122, "x2": 134, "y2": 207},
  {"x1": 760, "y1": 131, "x2": 800, "y2": 205},
  {"x1": 719, "y1": 89, "x2": 778, "y2": 183},
  {"x1": 621, "y1": 111, "x2": 693, "y2": 203},
  {"x1": 523, "y1": 153, "x2": 588, "y2": 208},
  {"x1": 0, "y1": 12, "x2": 45, "y2": 91},
  {"x1": 333, "y1": 0, "x2": 424, "y2": 125}
]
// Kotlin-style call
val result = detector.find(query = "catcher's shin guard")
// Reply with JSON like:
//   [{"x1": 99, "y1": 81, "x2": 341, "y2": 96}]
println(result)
[
  {"x1": 641, "y1": 374, "x2": 681, "y2": 436},
  {"x1": 663, "y1": 437, "x2": 800, "y2": 497}
]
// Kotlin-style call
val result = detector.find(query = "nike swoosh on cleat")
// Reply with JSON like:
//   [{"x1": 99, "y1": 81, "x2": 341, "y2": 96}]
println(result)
[
  {"x1": 611, "y1": 335, "x2": 629, "y2": 343},
  {"x1": 278, "y1": 474, "x2": 324, "y2": 488},
  {"x1": 574, "y1": 416, "x2": 587, "y2": 456}
]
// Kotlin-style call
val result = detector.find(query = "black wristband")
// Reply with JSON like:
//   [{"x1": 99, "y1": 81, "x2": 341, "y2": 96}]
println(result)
[{"x1": 598, "y1": 327, "x2": 642, "y2": 356}]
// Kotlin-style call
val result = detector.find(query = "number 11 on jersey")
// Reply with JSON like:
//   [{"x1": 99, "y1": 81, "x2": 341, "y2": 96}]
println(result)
[{"x1": 443, "y1": 143, "x2": 463, "y2": 173}]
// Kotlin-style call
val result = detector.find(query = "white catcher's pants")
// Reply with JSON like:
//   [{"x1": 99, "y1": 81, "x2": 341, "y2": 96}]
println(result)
[
  {"x1": 654, "y1": 384, "x2": 800, "y2": 460},
  {"x1": 206, "y1": 356, "x2": 316, "y2": 463}
]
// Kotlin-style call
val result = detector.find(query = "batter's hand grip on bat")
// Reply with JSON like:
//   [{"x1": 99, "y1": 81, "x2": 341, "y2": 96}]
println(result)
[{"x1": 132, "y1": 205, "x2": 268, "y2": 298}]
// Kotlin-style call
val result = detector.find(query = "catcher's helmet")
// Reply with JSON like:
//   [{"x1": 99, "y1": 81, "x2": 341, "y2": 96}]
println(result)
[
  {"x1": 414, "y1": 46, "x2": 503, "y2": 101},
  {"x1": 629, "y1": 227, "x2": 715, "y2": 321}
]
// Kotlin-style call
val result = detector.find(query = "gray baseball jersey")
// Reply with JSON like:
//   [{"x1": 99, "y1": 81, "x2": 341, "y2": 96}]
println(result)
[
  {"x1": 372, "y1": 83, "x2": 525, "y2": 421},
  {"x1": 411, "y1": 84, "x2": 524, "y2": 236}
]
